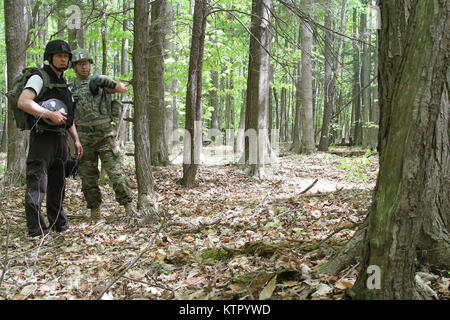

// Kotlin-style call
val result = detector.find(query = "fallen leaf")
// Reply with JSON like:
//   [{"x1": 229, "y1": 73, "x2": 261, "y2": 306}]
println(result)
[
  {"x1": 335, "y1": 279, "x2": 354, "y2": 290},
  {"x1": 282, "y1": 281, "x2": 299, "y2": 287},
  {"x1": 311, "y1": 283, "x2": 332, "y2": 297},
  {"x1": 229, "y1": 283, "x2": 244, "y2": 292},
  {"x1": 167, "y1": 272, "x2": 178, "y2": 281},
  {"x1": 16, "y1": 284, "x2": 37, "y2": 300},
  {"x1": 259, "y1": 275, "x2": 277, "y2": 300}
]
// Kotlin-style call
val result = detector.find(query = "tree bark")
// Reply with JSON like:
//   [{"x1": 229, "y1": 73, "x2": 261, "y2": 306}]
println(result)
[
  {"x1": 318, "y1": 3, "x2": 332, "y2": 151},
  {"x1": 352, "y1": 9, "x2": 362, "y2": 146},
  {"x1": 4, "y1": 0, "x2": 28, "y2": 185},
  {"x1": 133, "y1": 0, "x2": 158, "y2": 221},
  {"x1": 291, "y1": 54, "x2": 302, "y2": 153},
  {"x1": 149, "y1": 0, "x2": 169, "y2": 166},
  {"x1": 369, "y1": 33, "x2": 379, "y2": 150},
  {"x1": 118, "y1": 0, "x2": 130, "y2": 146},
  {"x1": 164, "y1": 1, "x2": 178, "y2": 153},
  {"x1": 244, "y1": 0, "x2": 273, "y2": 178},
  {"x1": 360, "y1": 4, "x2": 371, "y2": 148},
  {"x1": 101, "y1": 0, "x2": 107, "y2": 74},
  {"x1": 181, "y1": 0, "x2": 208, "y2": 187},
  {"x1": 299, "y1": 0, "x2": 315, "y2": 154},
  {"x1": 209, "y1": 70, "x2": 219, "y2": 131},
  {"x1": 346, "y1": 0, "x2": 449, "y2": 300}
]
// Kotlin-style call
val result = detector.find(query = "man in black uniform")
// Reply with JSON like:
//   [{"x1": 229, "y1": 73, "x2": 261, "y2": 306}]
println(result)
[{"x1": 17, "y1": 40, "x2": 83, "y2": 237}]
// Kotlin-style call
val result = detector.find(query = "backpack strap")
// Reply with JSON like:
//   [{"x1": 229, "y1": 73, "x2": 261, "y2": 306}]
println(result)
[{"x1": 34, "y1": 68, "x2": 68, "y2": 101}]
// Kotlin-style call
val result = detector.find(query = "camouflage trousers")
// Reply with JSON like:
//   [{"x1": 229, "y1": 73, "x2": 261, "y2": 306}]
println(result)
[{"x1": 77, "y1": 123, "x2": 132, "y2": 209}]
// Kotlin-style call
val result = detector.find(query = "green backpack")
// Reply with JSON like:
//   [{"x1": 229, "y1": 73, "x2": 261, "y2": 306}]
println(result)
[{"x1": 6, "y1": 67, "x2": 67, "y2": 130}]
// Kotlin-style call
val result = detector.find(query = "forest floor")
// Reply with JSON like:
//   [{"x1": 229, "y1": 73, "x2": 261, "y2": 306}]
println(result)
[{"x1": 0, "y1": 144, "x2": 448, "y2": 300}]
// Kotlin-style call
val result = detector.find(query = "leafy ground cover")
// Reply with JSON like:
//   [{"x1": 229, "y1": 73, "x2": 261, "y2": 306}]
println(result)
[{"x1": 0, "y1": 146, "x2": 448, "y2": 300}]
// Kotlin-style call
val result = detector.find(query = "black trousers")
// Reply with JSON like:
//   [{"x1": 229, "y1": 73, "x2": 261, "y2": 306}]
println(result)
[{"x1": 25, "y1": 130, "x2": 69, "y2": 237}]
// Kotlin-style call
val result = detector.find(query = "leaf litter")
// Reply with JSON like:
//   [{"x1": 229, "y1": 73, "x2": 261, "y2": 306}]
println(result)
[{"x1": 0, "y1": 146, "x2": 448, "y2": 300}]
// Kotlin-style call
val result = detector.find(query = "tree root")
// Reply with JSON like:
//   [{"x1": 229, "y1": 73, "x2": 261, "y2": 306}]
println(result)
[{"x1": 315, "y1": 219, "x2": 368, "y2": 275}]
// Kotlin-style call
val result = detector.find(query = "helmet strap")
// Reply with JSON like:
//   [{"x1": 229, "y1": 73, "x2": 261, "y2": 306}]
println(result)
[{"x1": 48, "y1": 54, "x2": 69, "y2": 72}]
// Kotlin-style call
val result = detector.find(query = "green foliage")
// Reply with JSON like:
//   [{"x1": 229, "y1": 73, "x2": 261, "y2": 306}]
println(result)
[
  {"x1": 201, "y1": 249, "x2": 231, "y2": 261},
  {"x1": 338, "y1": 149, "x2": 372, "y2": 182},
  {"x1": 0, "y1": 0, "x2": 378, "y2": 140}
]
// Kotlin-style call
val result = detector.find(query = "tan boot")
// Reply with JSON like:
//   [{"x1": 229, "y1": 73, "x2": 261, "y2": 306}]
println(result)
[{"x1": 90, "y1": 207, "x2": 101, "y2": 221}]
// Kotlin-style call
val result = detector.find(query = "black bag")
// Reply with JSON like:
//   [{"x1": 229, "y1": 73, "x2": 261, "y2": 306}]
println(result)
[{"x1": 65, "y1": 155, "x2": 78, "y2": 179}]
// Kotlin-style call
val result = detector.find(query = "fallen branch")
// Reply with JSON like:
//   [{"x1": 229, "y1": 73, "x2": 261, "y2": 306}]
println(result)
[
  {"x1": 299, "y1": 179, "x2": 318, "y2": 194},
  {"x1": 122, "y1": 275, "x2": 175, "y2": 298},
  {"x1": 0, "y1": 209, "x2": 10, "y2": 289},
  {"x1": 318, "y1": 221, "x2": 362, "y2": 246},
  {"x1": 169, "y1": 226, "x2": 201, "y2": 236},
  {"x1": 95, "y1": 235, "x2": 157, "y2": 300},
  {"x1": 95, "y1": 221, "x2": 164, "y2": 300},
  {"x1": 167, "y1": 220, "x2": 225, "y2": 236}
]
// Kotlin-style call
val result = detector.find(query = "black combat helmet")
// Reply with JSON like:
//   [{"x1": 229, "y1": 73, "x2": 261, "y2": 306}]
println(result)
[
  {"x1": 43, "y1": 40, "x2": 72, "y2": 72},
  {"x1": 39, "y1": 98, "x2": 68, "y2": 126}
]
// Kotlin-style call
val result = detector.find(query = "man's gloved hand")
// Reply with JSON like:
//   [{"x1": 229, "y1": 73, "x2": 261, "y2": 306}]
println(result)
[
  {"x1": 89, "y1": 75, "x2": 102, "y2": 95},
  {"x1": 89, "y1": 75, "x2": 117, "y2": 95}
]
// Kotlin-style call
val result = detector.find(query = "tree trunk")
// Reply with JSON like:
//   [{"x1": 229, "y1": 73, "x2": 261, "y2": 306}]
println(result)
[
  {"x1": 352, "y1": 9, "x2": 362, "y2": 146},
  {"x1": 268, "y1": 65, "x2": 274, "y2": 143},
  {"x1": 299, "y1": 0, "x2": 315, "y2": 154},
  {"x1": 291, "y1": 56, "x2": 302, "y2": 153},
  {"x1": 360, "y1": 4, "x2": 371, "y2": 148},
  {"x1": 4, "y1": 0, "x2": 28, "y2": 185},
  {"x1": 225, "y1": 74, "x2": 234, "y2": 130},
  {"x1": 320, "y1": 0, "x2": 347, "y2": 150},
  {"x1": 318, "y1": 4, "x2": 332, "y2": 151},
  {"x1": 244, "y1": 0, "x2": 273, "y2": 178},
  {"x1": 164, "y1": 1, "x2": 178, "y2": 153},
  {"x1": 181, "y1": 0, "x2": 208, "y2": 187},
  {"x1": 132, "y1": 0, "x2": 158, "y2": 222},
  {"x1": 118, "y1": 0, "x2": 130, "y2": 146},
  {"x1": 369, "y1": 33, "x2": 379, "y2": 150},
  {"x1": 148, "y1": 0, "x2": 169, "y2": 166},
  {"x1": 209, "y1": 70, "x2": 219, "y2": 131},
  {"x1": 346, "y1": 0, "x2": 449, "y2": 300},
  {"x1": 101, "y1": 0, "x2": 107, "y2": 74},
  {"x1": 280, "y1": 78, "x2": 287, "y2": 142}
]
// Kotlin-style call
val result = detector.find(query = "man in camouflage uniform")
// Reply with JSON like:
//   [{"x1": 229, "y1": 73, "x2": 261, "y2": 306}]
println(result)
[{"x1": 70, "y1": 48, "x2": 133, "y2": 220}]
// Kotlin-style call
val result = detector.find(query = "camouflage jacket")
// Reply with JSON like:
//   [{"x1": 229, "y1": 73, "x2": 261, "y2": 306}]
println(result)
[{"x1": 70, "y1": 75, "x2": 117, "y2": 125}]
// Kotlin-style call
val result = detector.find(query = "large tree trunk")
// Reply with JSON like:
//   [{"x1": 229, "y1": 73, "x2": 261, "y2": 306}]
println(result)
[
  {"x1": 299, "y1": 0, "x2": 315, "y2": 154},
  {"x1": 4, "y1": 0, "x2": 28, "y2": 185},
  {"x1": 244, "y1": 0, "x2": 273, "y2": 178},
  {"x1": 133, "y1": 0, "x2": 158, "y2": 222},
  {"x1": 148, "y1": 0, "x2": 169, "y2": 166},
  {"x1": 340, "y1": 0, "x2": 449, "y2": 300},
  {"x1": 181, "y1": 0, "x2": 208, "y2": 187}
]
